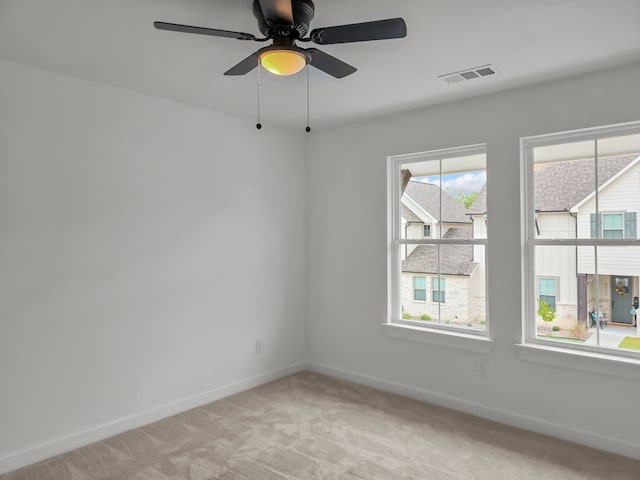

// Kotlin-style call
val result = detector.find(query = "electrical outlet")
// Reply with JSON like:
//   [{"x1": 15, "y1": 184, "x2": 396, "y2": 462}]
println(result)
[
  {"x1": 255, "y1": 339, "x2": 263, "y2": 354},
  {"x1": 476, "y1": 359, "x2": 488, "y2": 379}
]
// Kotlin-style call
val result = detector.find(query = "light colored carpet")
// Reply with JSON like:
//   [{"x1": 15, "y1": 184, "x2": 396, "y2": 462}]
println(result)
[{"x1": 2, "y1": 371, "x2": 639, "y2": 479}]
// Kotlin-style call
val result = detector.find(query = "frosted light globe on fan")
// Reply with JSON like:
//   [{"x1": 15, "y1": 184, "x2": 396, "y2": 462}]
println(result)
[{"x1": 260, "y1": 49, "x2": 307, "y2": 76}]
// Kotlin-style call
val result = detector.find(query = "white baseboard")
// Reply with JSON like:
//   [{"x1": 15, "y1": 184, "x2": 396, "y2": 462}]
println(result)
[
  {"x1": 0, "y1": 362, "x2": 308, "y2": 475},
  {"x1": 307, "y1": 362, "x2": 640, "y2": 461}
]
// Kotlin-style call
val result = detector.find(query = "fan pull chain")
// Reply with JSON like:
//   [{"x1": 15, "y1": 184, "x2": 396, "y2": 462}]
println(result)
[
  {"x1": 256, "y1": 62, "x2": 262, "y2": 130},
  {"x1": 305, "y1": 65, "x2": 311, "y2": 133}
]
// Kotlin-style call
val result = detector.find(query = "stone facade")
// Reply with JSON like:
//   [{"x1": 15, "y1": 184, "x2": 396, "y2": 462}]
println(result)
[{"x1": 401, "y1": 272, "x2": 484, "y2": 324}]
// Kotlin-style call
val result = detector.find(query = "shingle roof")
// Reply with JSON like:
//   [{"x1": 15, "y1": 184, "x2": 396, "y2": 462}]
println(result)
[
  {"x1": 403, "y1": 181, "x2": 471, "y2": 223},
  {"x1": 533, "y1": 155, "x2": 636, "y2": 211},
  {"x1": 467, "y1": 155, "x2": 637, "y2": 215},
  {"x1": 401, "y1": 204, "x2": 422, "y2": 223},
  {"x1": 402, "y1": 227, "x2": 477, "y2": 276}
]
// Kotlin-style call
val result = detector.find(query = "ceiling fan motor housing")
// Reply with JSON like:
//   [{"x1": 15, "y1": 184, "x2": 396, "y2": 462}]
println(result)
[{"x1": 253, "y1": 0, "x2": 315, "y2": 39}]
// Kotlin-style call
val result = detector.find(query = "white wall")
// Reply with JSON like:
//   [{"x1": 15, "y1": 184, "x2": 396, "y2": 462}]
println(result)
[
  {"x1": 0, "y1": 59, "x2": 306, "y2": 470},
  {"x1": 306, "y1": 62, "x2": 640, "y2": 457}
]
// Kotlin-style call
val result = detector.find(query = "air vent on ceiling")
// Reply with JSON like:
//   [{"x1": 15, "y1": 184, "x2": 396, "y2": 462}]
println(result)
[{"x1": 439, "y1": 64, "x2": 498, "y2": 84}]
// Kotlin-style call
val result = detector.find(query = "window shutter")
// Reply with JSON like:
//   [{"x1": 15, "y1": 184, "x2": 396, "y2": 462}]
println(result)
[
  {"x1": 590, "y1": 213, "x2": 597, "y2": 238},
  {"x1": 625, "y1": 212, "x2": 637, "y2": 239}
]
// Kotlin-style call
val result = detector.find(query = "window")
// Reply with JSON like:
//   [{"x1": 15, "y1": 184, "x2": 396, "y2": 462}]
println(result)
[
  {"x1": 389, "y1": 144, "x2": 488, "y2": 333},
  {"x1": 413, "y1": 276, "x2": 426, "y2": 301},
  {"x1": 522, "y1": 120, "x2": 640, "y2": 357},
  {"x1": 590, "y1": 212, "x2": 636, "y2": 239},
  {"x1": 538, "y1": 278, "x2": 557, "y2": 310},
  {"x1": 432, "y1": 277, "x2": 445, "y2": 303},
  {"x1": 602, "y1": 213, "x2": 624, "y2": 238}
]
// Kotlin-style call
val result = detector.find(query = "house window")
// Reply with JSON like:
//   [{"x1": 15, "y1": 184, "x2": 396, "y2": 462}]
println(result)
[
  {"x1": 589, "y1": 212, "x2": 636, "y2": 239},
  {"x1": 522, "y1": 120, "x2": 640, "y2": 357},
  {"x1": 413, "y1": 276, "x2": 427, "y2": 301},
  {"x1": 432, "y1": 277, "x2": 445, "y2": 303},
  {"x1": 538, "y1": 278, "x2": 557, "y2": 310},
  {"x1": 389, "y1": 144, "x2": 488, "y2": 333},
  {"x1": 602, "y1": 213, "x2": 624, "y2": 238}
]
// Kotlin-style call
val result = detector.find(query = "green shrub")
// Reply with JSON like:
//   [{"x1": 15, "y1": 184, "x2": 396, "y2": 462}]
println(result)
[
  {"x1": 480, "y1": 320, "x2": 487, "y2": 325},
  {"x1": 402, "y1": 312, "x2": 411, "y2": 319},
  {"x1": 552, "y1": 326, "x2": 560, "y2": 332},
  {"x1": 420, "y1": 314, "x2": 431, "y2": 321}
]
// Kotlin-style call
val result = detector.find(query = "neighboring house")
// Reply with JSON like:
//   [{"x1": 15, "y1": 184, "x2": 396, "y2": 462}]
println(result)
[
  {"x1": 401, "y1": 181, "x2": 485, "y2": 323},
  {"x1": 469, "y1": 154, "x2": 640, "y2": 328}
]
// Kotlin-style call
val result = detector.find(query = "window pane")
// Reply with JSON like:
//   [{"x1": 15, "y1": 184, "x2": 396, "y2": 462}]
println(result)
[
  {"x1": 401, "y1": 244, "x2": 485, "y2": 330},
  {"x1": 603, "y1": 229, "x2": 624, "y2": 238},
  {"x1": 533, "y1": 141, "x2": 596, "y2": 240},
  {"x1": 539, "y1": 278, "x2": 556, "y2": 295},
  {"x1": 401, "y1": 158, "x2": 486, "y2": 240},
  {"x1": 603, "y1": 213, "x2": 623, "y2": 229},
  {"x1": 534, "y1": 245, "x2": 580, "y2": 340},
  {"x1": 539, "y1": 295, "x2": 556, "y2": 310},
  {"x1": 396, "y1": 146, "x2": 487, "y2": 333},
  {"x1": 534, "y1": 245, "x2": 640, "y2": 351}
]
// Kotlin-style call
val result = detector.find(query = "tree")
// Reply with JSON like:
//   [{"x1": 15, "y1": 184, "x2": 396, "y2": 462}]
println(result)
[
  {"x1": 537, "y1": 299, "x2": 556, "y2": 336},
  {"x1": 450, "y1": 190, "x2": 478, "y2": 209}
]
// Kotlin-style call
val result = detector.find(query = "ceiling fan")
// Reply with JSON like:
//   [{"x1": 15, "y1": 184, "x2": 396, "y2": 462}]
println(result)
[{"x1": 154, "y1": 0, "x2": 407, "y2": 79}]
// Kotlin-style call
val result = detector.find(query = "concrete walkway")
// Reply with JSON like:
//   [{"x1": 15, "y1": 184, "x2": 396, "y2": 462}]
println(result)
[{"x1": 584, "y1": 324, "x2": 640, "y2": 348}]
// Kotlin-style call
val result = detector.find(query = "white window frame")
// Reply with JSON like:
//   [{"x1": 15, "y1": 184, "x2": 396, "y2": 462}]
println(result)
[
  {"x1": 521, "y1": 120, "x2": 640, "y2": 360},
  {"x1": 387, "y1": 143, "x2": 489, "y2": 340},
  {"x1": 423, "y1": 224, "x2": 431, "y2": 238}
]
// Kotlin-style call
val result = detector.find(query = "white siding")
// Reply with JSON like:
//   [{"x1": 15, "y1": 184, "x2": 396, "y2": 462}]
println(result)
[
  {"x1": 536, "y1": 212, "x2": 576, "y2": 239},
  {"x1": 577, "y1": 161, "x2": 640, "y2": 275},
  {"x1": 535, "y1": 213, "x2": 578, "y2": 308}
]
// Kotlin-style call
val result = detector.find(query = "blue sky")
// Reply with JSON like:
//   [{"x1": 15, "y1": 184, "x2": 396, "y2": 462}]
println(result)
[{"x1": 415, "y1": 170, "x2": 486, "y2": 196}]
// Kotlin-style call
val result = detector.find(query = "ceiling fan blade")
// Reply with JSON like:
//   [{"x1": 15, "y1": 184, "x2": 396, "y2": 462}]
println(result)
[
  {"x1": 224, "y1": 51, "x2": 261, "y2": 76},
  {"x1": 257, "y1": 0, "x2": 293, "y2": 25},
  {"x1": 305, "y1": 48, "x2": 357, "y2": 79},
  {"x1": 310, "y1": 18, "x2": 407, "y2": 45},
  {"x1": 154, "y1": 22, "x2": 256, "y2": 41}
]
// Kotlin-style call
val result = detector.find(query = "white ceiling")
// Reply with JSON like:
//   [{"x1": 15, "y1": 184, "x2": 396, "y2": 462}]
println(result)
[{"x1": 1, "y1": 0, "x2": 639, "y2": 129}]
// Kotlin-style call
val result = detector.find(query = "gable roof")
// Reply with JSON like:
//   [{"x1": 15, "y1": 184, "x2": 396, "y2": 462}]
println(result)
[
  {"x1": 467, "y1": 155, "x2": 638, "y2": 215},
  {"x1": 533, "y1": 155, "x2": 637, "y2": 212},
  {"x1": 403, "y1": 181, "x2": 471, "y2": 224},
  {"x1": 402, "y1": 227, "x2": 477, "y2": 276},
  {"x1": 401, "y1": 204, "x2": 422, "y2": 222}
]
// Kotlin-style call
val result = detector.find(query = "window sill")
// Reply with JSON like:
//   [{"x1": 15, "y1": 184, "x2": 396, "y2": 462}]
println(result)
[
  {"x1": 381, "y1": 323, "x2": 494, "y2": 354},
  {"x1": 515, "y1": 343, "x2": 640, "y2": 380}
]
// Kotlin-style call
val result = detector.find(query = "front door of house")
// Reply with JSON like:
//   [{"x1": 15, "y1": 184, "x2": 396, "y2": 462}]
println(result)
[{"x1": 611, "y1": 276, "x2": 633, "y2": 324}]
